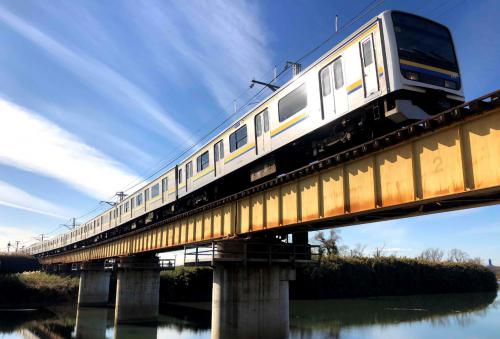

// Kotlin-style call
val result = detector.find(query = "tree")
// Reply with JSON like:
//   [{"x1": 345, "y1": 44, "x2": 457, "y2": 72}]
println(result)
[
  {"x1": 448, "y1": 249, "x2": 470, "y2": 263},
  {"x1": 315, "y1": 229, "x2": 341, "y2": 257},
  {"x1": 349, "y1": 243, "x2": 367, "y2": 257},
  {"x1": 468, "y1": 257, "x2": 482, "y2": 265},
  {"x1": 418, "y1": 248, "x2": 444, "y2": 262},
  {"x1": 372, "y1": 244, "x2": 386, "y2": 258}
]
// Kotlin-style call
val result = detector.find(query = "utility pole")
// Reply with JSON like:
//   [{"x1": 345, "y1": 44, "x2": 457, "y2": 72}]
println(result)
[
  {"x1": 7, "y1": 241, "x2": 11, "y2": 253},
  {"x1": 61, "y1": 218, "x2": 78, "y2": 230},
  {"x1": 15, "y1": 241, "x2": 19, "y2": 252},
  {"x1": 115, "y1": 191, "x2": 127, "y2": 203},
  {"x1": 285, "y1": 61, "x2": 302, "y2": 78}
]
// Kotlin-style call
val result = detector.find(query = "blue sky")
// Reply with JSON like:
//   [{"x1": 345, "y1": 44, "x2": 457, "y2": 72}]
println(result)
[{"x1": 0, "y1": 0, "x2": 499, "y2": 263}]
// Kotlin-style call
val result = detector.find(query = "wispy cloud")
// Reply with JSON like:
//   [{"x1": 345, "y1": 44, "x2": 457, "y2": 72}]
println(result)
[
  {"x1": 0, "y1": 4, "x2": 192, "y2": 144},
  {"x1": 0, "y1": 98, "x2": 138, "y2": 199},
  {"x1": 0, "y1": 180, "x2": 72, "y2": 220},
  {"x1": 37, "y1": 100, "x2": 157, "y2": 168},
  {"x1": 129, "y1": 0, "x2": 273, "y2": 110}
]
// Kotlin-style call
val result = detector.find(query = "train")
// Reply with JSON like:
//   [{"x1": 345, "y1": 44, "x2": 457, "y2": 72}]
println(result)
[{"x1": 28, "y1": 10, "x2": 464, "y2": 256}]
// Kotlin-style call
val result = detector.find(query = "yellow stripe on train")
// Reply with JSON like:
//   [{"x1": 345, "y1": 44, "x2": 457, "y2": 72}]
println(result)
[
  {"x1": 400, "y1": 59, "x2": 459, "y2": 77},
  {"x1": 224, "y1": 143, "x2": 255, "y2": 163},
  {"x1": 271, "y1": 111, "x2": 308, "y2": 137}
]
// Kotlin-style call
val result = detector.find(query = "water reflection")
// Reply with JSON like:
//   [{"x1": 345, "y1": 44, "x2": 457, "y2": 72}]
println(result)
[
  {"x1": 114, "y1": 323, "x2": 158, "y2": 339},
  {"x1": 289, "y1": 292, "x2": 498, "y2": 339},
  {"x1": 75, "y1": 307, "x2": 108, "y2": 339},
  {"x1": 0, "y1": 291, "x2": 498, "y2": 339}
]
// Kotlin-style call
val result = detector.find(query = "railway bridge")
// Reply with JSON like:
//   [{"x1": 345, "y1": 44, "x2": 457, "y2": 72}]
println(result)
[{"x1": 37, "y1": 91, "x2": 499, "y2": 338}]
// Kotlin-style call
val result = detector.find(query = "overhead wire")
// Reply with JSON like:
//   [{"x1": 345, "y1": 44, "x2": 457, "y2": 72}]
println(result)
[
  {"x1": 111, "y1": 0, "x2": 386, "y2": 196},
  {"x1": 32, "y1": 0, "x2": 386, "y2": 243}
]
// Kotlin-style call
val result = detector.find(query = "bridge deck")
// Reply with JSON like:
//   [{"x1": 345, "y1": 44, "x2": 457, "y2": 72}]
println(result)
[{"x1": 40, "y1": 92, "x2": 500, "y2": 264}]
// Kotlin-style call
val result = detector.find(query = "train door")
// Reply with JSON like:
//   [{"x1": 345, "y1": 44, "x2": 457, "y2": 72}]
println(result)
[
  {"x1": 214, "y1": 140, "x2": 224, "y2": 176},
  {"x1": 320, "y1": 66, "x2": 335, "y2": 119},
  {"x1": 254, "y1": 109, "x2": 270, "y2": 155},
  {"x1": 186, "y1": 161, "x2": 193, "y2": 192},
  {"x1": 360, "y1": 35, "x2": 378, "y2": 97},
  {"x1": 332, "y1": 58, "x2": 348, "y2": 115}
]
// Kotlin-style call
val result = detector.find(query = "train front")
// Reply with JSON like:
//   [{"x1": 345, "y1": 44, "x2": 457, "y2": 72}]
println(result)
[{"x1": 386, "y1": 11, "x2": 464, "y2": 116}]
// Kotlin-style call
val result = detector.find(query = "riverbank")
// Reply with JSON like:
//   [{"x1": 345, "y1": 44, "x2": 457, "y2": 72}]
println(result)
[
  {"x1": 489, "y1": 265, "x2": 500, "y2": 279},
  {"x1": 157, "y1": 257, "x2": 497, "y2": 302},
  {"x1": 0, "y1": 272, "x2": 78, "y2": 308},
  {"x1": 0, "y1": 254, "x2": 40, "y2": 273},
  {"x1": 291, "y1": 256, "x2": 498, "y2": 299},
  {"x1": 160, "y1": 266, "x2": 212, "y2": 303},
  {"x1": 1, "y1": 257, "x2": 495, "y2": 308}
]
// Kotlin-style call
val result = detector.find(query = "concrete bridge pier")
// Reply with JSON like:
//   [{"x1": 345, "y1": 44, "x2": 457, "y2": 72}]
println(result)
[
  {"x1": 77, "y1": 261, "x2": 110, "y2": 307},
  {"x1": 114, "y1": 255, "x2": 160, "y2": 324},
  {"x1": 211, "y1": 241, "x2": 296, "y2": 339}
]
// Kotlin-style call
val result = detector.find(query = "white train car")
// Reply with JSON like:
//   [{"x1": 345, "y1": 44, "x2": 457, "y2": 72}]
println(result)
[{"x1": 30, "y1": 11, "x2": 464, "y2": 256}]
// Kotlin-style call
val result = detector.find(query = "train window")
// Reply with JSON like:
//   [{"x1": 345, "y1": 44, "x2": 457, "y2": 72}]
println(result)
[
  {"x1": 263, "y1": 109, "x2": 269, "y2": 132},
  {"x1": 255, "y1": 115, "x2": 262, "y2": 137},
  {"x1": 119, "y1": 206, "x2": 122, "y2": 216},
  {"x1": 214, "y1": 140, "x2": 224, "y2": 161},
  {"x1": 278, "y1": 84, "x2": 307, "y2": 122},
  {"x1": 320, "y1": 68, "x2": 331, "y2": 96},
  {"x1": 109, "y1": 211, "x2": 112, "y2": 220},
  {"x1": 333, "y1": 59, "x2": 344, "y2": 89},
  {"x1": 136, "y1": 193, "x2": 143, "y2": 206},
  {"x1": 197, "y1": 151, "x2": 209, "y2": 171},
  {"x1": 362, "y1": 40, "x2": 373, "y2": 66},
  {"x1": 229, "y1": 125, "x2": 247, "y2": 152},
  {"x1": 186, "y1": 162, "x2": 193, "y2": 178},
  {"x1": 162, "y1": 178, "x2": 168, "y2": 192},
  {"x1": 125, "y1": 201, "x2": 129, "y2": 212},
  {"x1": 178, "y1": 169, "x2": 183, "y2": 184},
  {"x1": 145, "y1": 188, "x2": 150, "y2": 202},
  {"x1": 152, "y1": 183, "x2": 160, "y2": 197}
]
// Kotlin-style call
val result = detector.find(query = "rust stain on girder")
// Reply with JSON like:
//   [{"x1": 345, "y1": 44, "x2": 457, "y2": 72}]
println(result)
[{"x1": 40, "y1": 101, "x2": 500, "y2": 265}]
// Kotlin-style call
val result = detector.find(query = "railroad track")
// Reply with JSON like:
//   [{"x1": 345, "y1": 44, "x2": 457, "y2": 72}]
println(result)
[{"x1": 38, "y1": 90, "x2": 499, "y2": 258}]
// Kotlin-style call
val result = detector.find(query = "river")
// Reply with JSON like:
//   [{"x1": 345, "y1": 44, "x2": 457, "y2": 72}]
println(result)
[{"x1": 0, "y1": 292, "x2": 498, "y2": 338}]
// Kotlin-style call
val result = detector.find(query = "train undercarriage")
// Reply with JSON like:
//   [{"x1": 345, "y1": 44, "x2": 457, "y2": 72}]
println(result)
[{"x1": 41, "y1": 89, "x2": 465, "y2": 257}]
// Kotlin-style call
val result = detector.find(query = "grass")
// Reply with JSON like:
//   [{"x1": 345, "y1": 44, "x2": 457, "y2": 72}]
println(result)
[
  {"x1": 1, "y1": 258, "x2": 495, "y2": 308},
  {"x1": 157, "y1": 257, "x2": 497, "y2": 303},
  {"x1": 0, "y1": 271, "x2": 79, "y2": 307},
  {"x1": 160, "y1": 266, "x2": 212, "y2": 303},
  {"x1": 291, "y1": 256, "x2": 498, "y2": 299}
]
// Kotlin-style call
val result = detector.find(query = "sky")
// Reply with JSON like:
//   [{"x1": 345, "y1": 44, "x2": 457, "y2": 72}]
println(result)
[{"x1": 0, "y1": 0, "x2": 499, "y2": 263}]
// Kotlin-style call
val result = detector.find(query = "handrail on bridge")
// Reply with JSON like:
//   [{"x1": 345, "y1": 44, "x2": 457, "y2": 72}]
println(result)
[{"x1": 183, "y1": 241, "x2": 320, "y2": 267}]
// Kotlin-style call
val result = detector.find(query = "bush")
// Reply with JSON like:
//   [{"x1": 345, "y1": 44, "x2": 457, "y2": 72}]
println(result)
[
  {"x1": 0, "y1": 271, "x2": 79, "y2": 307},
  {"x1": 0, "y1": 253, "x2": 40, "y2": 273},
  {"x1": 160, "y1": 266, "x2": 213, "y2": 302},
  {"x1": 290, "y1": 256, "x2": 498, "y2": 299}
]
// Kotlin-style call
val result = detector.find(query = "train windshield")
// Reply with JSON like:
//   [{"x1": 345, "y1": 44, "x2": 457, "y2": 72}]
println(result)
[{"x1": 392, "y1": 12, "x2": 458, "y2": 71}]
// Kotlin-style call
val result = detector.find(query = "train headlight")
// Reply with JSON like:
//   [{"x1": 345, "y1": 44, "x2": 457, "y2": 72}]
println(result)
[
  {"x1": 405, "y1": 71, "x2": 419, "y2": 81},
  {"x1": 444, "y1": 80, "x2": 457, "y2": 90}
]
